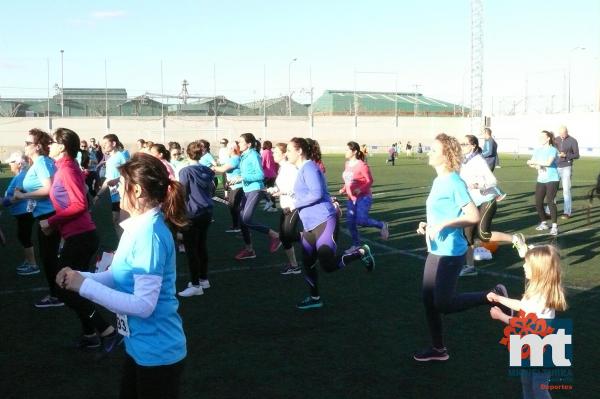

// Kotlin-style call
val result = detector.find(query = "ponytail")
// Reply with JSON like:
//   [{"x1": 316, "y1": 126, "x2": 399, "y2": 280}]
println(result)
[
  {"x1": 162, "y1": 179, "x2": 188, "y2": 230},
  {"x1": 347, "y1": 141, "x2": 365, "y2": 161},
  {"x1": 103, "y1": 133, "x2": 124, "y2": 152},
  {"x1": 541, "y1": 130, "x2": 555, "y2": 147},
  {"x1": 305, "y1": 138, "x2": 322, "y2": 162},
  {"x1": 290, "y1": 137, "x2": 312, "y2": 160}
]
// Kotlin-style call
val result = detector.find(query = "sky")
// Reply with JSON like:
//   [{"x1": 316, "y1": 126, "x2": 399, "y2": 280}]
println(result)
[{"x1": 1, "y1": 0, "x2": 599, "y2": 109}]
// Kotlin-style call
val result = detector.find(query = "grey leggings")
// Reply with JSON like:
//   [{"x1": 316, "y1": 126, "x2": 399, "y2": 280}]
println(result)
[{"x1": 240, "y1": 190, "x2": 271, "y2": 245}]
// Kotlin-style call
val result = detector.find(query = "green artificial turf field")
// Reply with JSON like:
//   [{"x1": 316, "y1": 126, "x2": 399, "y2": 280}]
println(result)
[{"x1": 0, "y1": 154, "x2": 598, "y2": 398}]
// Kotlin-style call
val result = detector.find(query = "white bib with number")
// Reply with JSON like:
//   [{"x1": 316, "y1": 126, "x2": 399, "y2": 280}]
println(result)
[
  {"x1": 116, "y1": 314, "x2": 130, "y2": 337},
  {"x1": 26, "y1": 200, "x2": 37, "y2": 213}
]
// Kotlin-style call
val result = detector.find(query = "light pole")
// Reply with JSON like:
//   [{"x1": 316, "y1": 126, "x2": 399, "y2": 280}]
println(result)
[
  {"x1": 60, "y1": 49, "x2": 64, "y2": 117},
  {"x1": 568, "y1": 46, "x2": 586, "y2": 113},
  {"x1": 288, "y1": 58, "x2": 297, "y2": 116}
]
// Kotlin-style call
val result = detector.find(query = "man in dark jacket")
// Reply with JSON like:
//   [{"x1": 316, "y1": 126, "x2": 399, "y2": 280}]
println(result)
[
  {"x1": 481, "y1": 128, "x2": 498, "y2": 171},
  {"x1": 555, "y1": 125, "x2": 579, "y2": 218}
]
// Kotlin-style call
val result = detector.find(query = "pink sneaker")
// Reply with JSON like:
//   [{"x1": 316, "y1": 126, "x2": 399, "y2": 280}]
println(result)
[
  {"x1": 234, "y1": 248, "x2": 256, "y2": 260},
  {"x1": 269, "y1": 236, "x2": 282, "y2": 253}
]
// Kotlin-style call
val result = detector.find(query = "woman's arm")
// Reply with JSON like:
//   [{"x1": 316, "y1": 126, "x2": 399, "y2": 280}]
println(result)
[{"x1": 14, "y1": 178, "x2": 51, "y2": 200}]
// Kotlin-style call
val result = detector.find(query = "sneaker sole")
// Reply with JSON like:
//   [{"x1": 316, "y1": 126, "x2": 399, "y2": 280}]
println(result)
[
  {"x1": 281, "y1": 269, "x2": 302, "y2": 275},
  {"x1": 17, "y1": 269, "x2": 41, "y2": 276},
  {"x1": 270, "y1": 242, "x2": 282, "y2": 253},
  {"x1": 413, "y1": 354, "x2": 450, "y2": 362},
  {"x1": 35, "y1": 302, "x2": 65, "y2": 308},
  {"x1": 459, "y1": 272, "x2": 478, "y2": 277},
  {"x1": 297, "y1": 303, "x2": 323, "y2": 310},
  {"x1": 235, "y1": 255, "x2": 257, "y2": 260}
]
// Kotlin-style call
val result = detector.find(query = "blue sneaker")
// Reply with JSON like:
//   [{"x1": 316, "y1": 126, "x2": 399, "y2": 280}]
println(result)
[
  {"x1": 17, "y1": 264, "x2": 40, "y2": 276},
  {"x1": 296, "y1": 296, "x2": 323, "y2": 310},
  {"x1": 101, "y1": 331, "x2": 124, "y2": 353},
  {"x1": 360, "y1": 244, "x2": 375, "y2": 271}
]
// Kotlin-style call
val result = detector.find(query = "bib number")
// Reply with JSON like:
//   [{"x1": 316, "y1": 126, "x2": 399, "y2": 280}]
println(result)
[
  {"x1": 26, "y1": 200, "x2": 36, "y2": 213},
  {"x1": 116, "y1": 314, "x2": 130, "y2": 337}
]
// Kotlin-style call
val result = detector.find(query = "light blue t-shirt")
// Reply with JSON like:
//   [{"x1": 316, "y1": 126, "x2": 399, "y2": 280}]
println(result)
[
  {"x1": 104, "y1": 151, "x2": 127, "y2": 203},
  {"x1": 3, "y1": 169, "x2": 29, "y2": 216},
  {"x1": 226, "y1": 155, "x2": 242, "y2": 190},
  {"x1": 110, "y1": 208, "x2": 186, "y2": 366},
  {"x1": 425, "y1": 172, "x2": 472, "y2": 256},
  {"x1": 532, "y1": 146, "x2": 559, "y2": 183},
  {"x1": 22, "y1": 156, "x2": 56, "y2": 217},
  {"x1": 199, "y1": 152, "x2": 216, "y2": 168}
]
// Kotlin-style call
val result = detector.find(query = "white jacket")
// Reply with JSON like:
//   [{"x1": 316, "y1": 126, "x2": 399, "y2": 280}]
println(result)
[
  {"x1": 267, "y1": 161, "x2": 298, "y2": 210},
  {"x1": 460, "y1": 153, "x2": 497, "y2": 206}
]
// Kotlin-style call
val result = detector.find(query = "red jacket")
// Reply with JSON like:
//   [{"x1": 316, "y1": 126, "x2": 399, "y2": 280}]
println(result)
[{"x1": 340, "y1": 160, "x2": 373, "y2": 202}]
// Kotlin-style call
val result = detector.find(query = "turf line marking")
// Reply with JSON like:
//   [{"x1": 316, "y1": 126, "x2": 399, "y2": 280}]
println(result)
[{"x1": 528, "y1": 226, "x2": 596, "y2": 239}]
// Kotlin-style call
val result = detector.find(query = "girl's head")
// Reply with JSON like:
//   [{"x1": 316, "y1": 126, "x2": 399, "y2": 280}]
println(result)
[
  {"x1": 306, "y1": 138, "x2": 322, "y2": 163},
  {"x1": 523, "y1": 245, "x2": 567, "y2": 311},
  {"x1": 464, "y1": 135, "x2": 482, "y2": 155},
  {"x1": 136, "y1": 139, "x2": 145, "y2": 149},
  {"x1": 428, "y1": 133, "x2": 462, "y2": 172},
  {"x1": 273, "y1": 143, "x2": 287, "y2": 163},
  {"x1": 186, "y1": 141, "x2": 203, "y2": 161},
  {"x1": 346, "y1": 141, "x2": 365, "y2": 161},
  {"x1": 50, "y1": 128, "x2": 80, "y2": 159},
  {"x1": 6, "y1": 151, "x2": 28, "y2": 174},
  {"x1": 262, "y1": 140, "x2": 273, "y2": 151},
  {"x1": 26, "y1": 128, "x2": 53, "y2": 157},
  {"x1": 102, "y1": 134, "x2": 122, "y2": 154},
  {"x1": 287, "y1": 137, "x2": 311, "y2": 166},
  {"x1": 169, "y1": 146, "x2": 182, "y2": 161},
  {"x1": 539, "y1": 130, "x2": 555, "y2": 147},
  {"x1": 198, "y1": 139, "x2": 211, "y2": 155},
  {"x1": 117, "y1": 153, "x2": 187, "y2": 229},
  {"x1": 239, "y1": 133, "x2": 256, "y2": 153},
  {"x1": 227, "y1": 141, "x2": 240, "y2": 157},
  {"x1": 150, "y1": 144, "x2": 171, "y2": 162}
]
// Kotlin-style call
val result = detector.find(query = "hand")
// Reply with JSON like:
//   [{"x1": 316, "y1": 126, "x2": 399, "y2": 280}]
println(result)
[
  {"x1": 416, "y1": 222, "x2": 427, "y2": 235},
  {"x1": 271, "y1": 191, "x2": 281, "y2": 197},
  {"x1": 490, "y1": 306, "x2": 505, "y2": 320},
  {"x1": 526, "y1": 159, "x2": 534, "y2": 166},
  {"x1": 56, "y1": 267, "x2": 85, "y2": 292},
  {"x1": 559, "y1": 152, "x2": 566, "y2": 158},
  {"x1": 353, "y1": 189, "x2": 361, "y2": 196},
  {"x1": 12, "y1": 190, "x2": 25, "y2": 200},
  {"x1": 338, "y1": 188, "x2": 345, "y2": 194},
  {"x1": 39, "y1": 219, "x2": 54, "y2": 236},
  {"x1": 487, "y1": 292, "x2": 499, "y2": 303}
]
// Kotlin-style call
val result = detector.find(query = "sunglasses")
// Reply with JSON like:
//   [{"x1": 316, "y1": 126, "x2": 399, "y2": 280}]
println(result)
[{"x1": 25, "y1": 141, "x2": 33, "y2": 146}]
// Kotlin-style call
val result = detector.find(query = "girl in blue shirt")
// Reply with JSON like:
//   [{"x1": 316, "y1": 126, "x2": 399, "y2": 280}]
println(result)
[
  {"x1": 97, "y1": 134, "x2": 127, "y2": 238},
  {"x1": 58, "y1": 152, "x2": 188, "y2": 398},
  {"x1": 287, "y1": 137, "x2": 375, "y2": 310},
  {"x1": 212, "y1": 141, "x2": 244, "y2": 233},
  {"x1": 414, "y1": 133, "x2": 506, "y2": 362},
  {"x1": 527, "y1": 130, "x2": 560, "y2": 236}
]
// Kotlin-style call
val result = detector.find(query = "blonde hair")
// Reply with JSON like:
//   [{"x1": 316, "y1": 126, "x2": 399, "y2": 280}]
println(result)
[
  {"x1": 523, "y1": 245, "x2": 567, "y2": 311},
  {"x1": 435, "y1": 133, "x2": 463, "y2": 172}
]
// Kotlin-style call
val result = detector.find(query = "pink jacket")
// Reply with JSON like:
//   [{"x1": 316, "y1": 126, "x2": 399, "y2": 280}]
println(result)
[
  {"x1": 261, "y1": 149, "x2": 278, "y2": 179},
  {"x1": 340, "y1": 160, "x2": 373, "y2": 202}
]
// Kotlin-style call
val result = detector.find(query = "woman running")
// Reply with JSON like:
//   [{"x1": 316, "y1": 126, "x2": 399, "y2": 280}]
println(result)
[
  {"x1": 2, "y1": 151, "x2": 37, "y2": 272},
  {"x1": 150, "y1": 143, "x2": 176, "y2": 180},
  {"x1": 232, "y1": 133, "x2": 281, "y2": 260},
  {"x1": 177, "y1": 142, "x2": 215, "y2": 297},
  {"x1": 261, "y1": 140, "x2": 278, "y2": 212},
  {"x1": 459, "y1": 135, "x2": 528, "y2": 277},
  {"x1": 97, "y1": 134, "x2": 128, "y2": 237},
  {"x1": 414, "y1": 133, "x2": 508, "y2": 362},
  {"x1": 287, "y1": 137, "x2": 375, "y2": 310},
  {"x1": 57, "y1": 152, "x2": 187, "y2": 398},
  {"x1": 267, "y1": 142, "x2": 301, "y2": 275},
  {"x1": 339, "y1": 141, "x2": 389, "y2": 253},
  {"x1": 13, "y1": 129, "x2": 62, "y2": 308},
  {"x1": 527, "y1": 130, "x2": 560, "y2": 236},
  {"x1": 41, "y1": 128, "x2": 118, "y2": 350},
  {"x1": 212, "y1": 141, "x2": 243, "y2": 233}
]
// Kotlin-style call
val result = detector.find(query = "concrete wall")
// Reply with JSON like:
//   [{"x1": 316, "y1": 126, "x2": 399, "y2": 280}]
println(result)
[{"x1": 1, "y1": 113, "x2": 598, "y2": 158}]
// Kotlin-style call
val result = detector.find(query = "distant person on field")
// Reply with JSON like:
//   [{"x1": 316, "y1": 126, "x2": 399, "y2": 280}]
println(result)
[
  {"x1": 554, "y1": 125, "x2": 579, "y2": 219},
  {"x1": 387, "y1": 144, "x2": 396, "y2": 166},
  {"x1": 481, "y1": 128, "x2": 498, "y2": 171},
  {"x1": 406, "y1": 141, "x2": 413, "y2": 157}
]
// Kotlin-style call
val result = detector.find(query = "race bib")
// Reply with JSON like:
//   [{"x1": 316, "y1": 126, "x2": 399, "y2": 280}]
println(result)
[
  {"x1": 26, "y1": 200, "x2": 37, "y2": 213},
  {"x1": 109, "y1": 186, "x2": 119, "y2": 197},
  {"x1": 116, "y1": 314, "x2": 130, "y2": 337}
]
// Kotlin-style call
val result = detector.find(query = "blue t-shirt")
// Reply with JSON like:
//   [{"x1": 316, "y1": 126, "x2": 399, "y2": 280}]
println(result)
[
  {"x1": 199, "y1": 152, "x2": 216, "y2": 168},
  {"x1": 110, "y1": 208, "x2": 186, "y2": 366},
  {"x1": 22, "y1": 156, "x2": 56, "y2": 218},
  {"x1": 425, "y1": 172, "x2": 472, "y2": 256},
  {"x1": 226, "y1": 155, "x2": 242, "y2": 190},
  {"x1": 3, "y1": 169, "x2": 29, "y2": 216},
  {"x1": 104, "y1": 151, "x2": 127, "y2": 202},
  {"x1": 532, "y1": 146, "x2": 559, "y2": 183}
]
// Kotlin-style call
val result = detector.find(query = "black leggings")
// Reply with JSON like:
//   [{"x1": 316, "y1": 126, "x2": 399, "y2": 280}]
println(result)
[
  {"x1": 119, "y1": 354, "x2": 185, "y2": 399},
  {"x1": 279, "y1": 209, "x2": 300, "y2": 250},
  {"x1": 36, "y1": 213, "x2": 61, "y2": 297},
  {"x1": 182, "y1": 213, "x2": 212, "y2": 284},
  {"x1": 535, "y1": 181, "x2": 559, "y2": 223},
  {"x1": 15, "y1": 213, "x2": 34, "y2": 248},
  {"x1": 58, "y1": 230, "x2": 111, "y2": 335},
  {"x1": 227, "y1": 188, "x2": 244, "y2": 229},
  {"x1": 422, "y1": 253, "x2": 488, "y2": 349},
  {"x1": 464, "y1": 199, "x2": 497, "y2": 245}
]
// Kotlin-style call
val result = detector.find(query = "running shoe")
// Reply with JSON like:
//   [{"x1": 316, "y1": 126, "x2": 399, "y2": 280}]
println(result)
[
  {"x1": 267, "y1": 207, "x2": 279, "y2": 212},
  {"x1": 296, "y1": 296, "x2": 323, "y2": 310},
  {"x1": 178, "y1": 244, "x2": 186, "y2": 253},
  {"x1": 459, "y1": 265, "x2": 477, "y2": 277},
  {"x1": 281, "y1": 264, "x2": 302, "y2": 275},
  {"x1": 380, "y1": 222, "x2": 390, "y2": 240},
  {"x1": 269, "y1": 236, "x2": 282, "y2": 253},
  {"x1": 496, "y1": 192, "x2": 507, "y2": 202},
  {"x1": 491, "y1": 284, "x2": 513, "y2": 317},
  {"x1": 560, "y1": 214, "x2": 571, "y2": 220},
  {"x1": 76, "y1": 334, "x2": 101, "y2": 350},
  {"x1": 225, "y1": 227, "x2": 241, "y2": 233},
  {"x1": 413, "y1": 347, "x2": 449, "y2": 362},
  {"x1": 198, "y1": 279, "x2": 211, "y2": 289},
  {"x1": 17, "y1": 264, "x2": 40, "y2": 276},
  {"x1": 512, "y1": 233, "x2": 528, "y2": 258},
  {"x1": 34, "y1": 295, "x2": 64, "y2": 308},
  {"x1": 16, "y1": 261, "x2": 36, "y2": 272},
  {"x1": 535, "y1": 222, "x2": 549, "y2": 231},
  {"x1": 234, "y1": 248, "x2": 257, "y2": 260},
  {"x1": 549, "y1": 225, "x2": 558, "y2": 236},
  {"x1": 178, "y1": 284, "x2": 204, "y2": 297},
  {"x1": 344, "y1": 245, "x2": 361, "y2": 254},
  {"x1": 360, "y1": 244, "x2": 375, "y2": 271},
  {"x1": 101, "y1": 331, "x2": 124, "y2": 353}
]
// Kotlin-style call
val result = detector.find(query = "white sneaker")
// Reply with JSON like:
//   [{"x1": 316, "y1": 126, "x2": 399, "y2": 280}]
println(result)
[
  {"x1": 549, "y1": 225, "x2": 558, "y2": 236},
  {"x1": 535, "y1": 222, "x2": 549, "y2": 231},
  {"x1": 178, "y1": 244, "x2": 186, "y2": 253},
  {"x1": 178, "y1": 284, "x2": 203, "y2": 297},
  {"x1": 198, "y1": 280, "x2": 210, "y2": 289},
  {"x1": 473, "y1": 246, "x2": 493, "y2": 261},
  {"x1": 344, "y1": 245, "x2": 361, "y2": 254},
  {"x1": 512, "y1": 233, "x2": 528, "y2": 258},
  {"x1": 380, "y1": 222, "x2": 390, "y2": 240}
]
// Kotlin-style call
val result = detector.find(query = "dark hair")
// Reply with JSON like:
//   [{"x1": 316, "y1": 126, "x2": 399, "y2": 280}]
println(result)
[
  {"x1": 306, "y1": 138, "x2": 322, "y2": 162},
  {"x1": 289, "y1": 137, "x2": 312, "y2": 159},
  {"x1": 587, "y1": 173, "x2": 600, "y2": 221},
  {"x1": 119, "y1": 153, "x2": 187, "y2": 230},
  {"x1": 240, "y1": 133, "x2": 257, "y2": 149},
  {"x1": 80, "y1": 149, "x2": 90, "y2": 169},
  {"x1": 541, "y1": 130, "x2": 555, "y2": 147},
  {"x1": 54, "y1": 128, "x2": 81, "y2": 159},
  {"x1": 484, "y1": 128, "x2": 492, "y2": 136},
  {"x1": 198, "y1": 139, "x2": 211, "y2": 155},
  {"x1": 103, "y1": 134, "x2": 124, "y2": 152},
  {"x1": 262, "y1": 140, "x2": 273, "y2": 150},
  {"x1": 28, "y1": 128, "x2": 53, "y2": 156},
  {"x1": 137, "y1": 138, "x2": 146, "y2": 145},
  {"x1": 186, "y1": 141, "x2": 203, "y2": 161},
  {"x1": 465, "y1": 134, "x2": 482, "y2": 154},
  {"x1": 151, "y1": 144, "x2": 171, "y2": 162},
  {"x1": 168, "y1": 141, "x2": 181, "y2": 151},
  {"x1": 347, "y1": 141, "x2": 365, "y2": 161}
]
